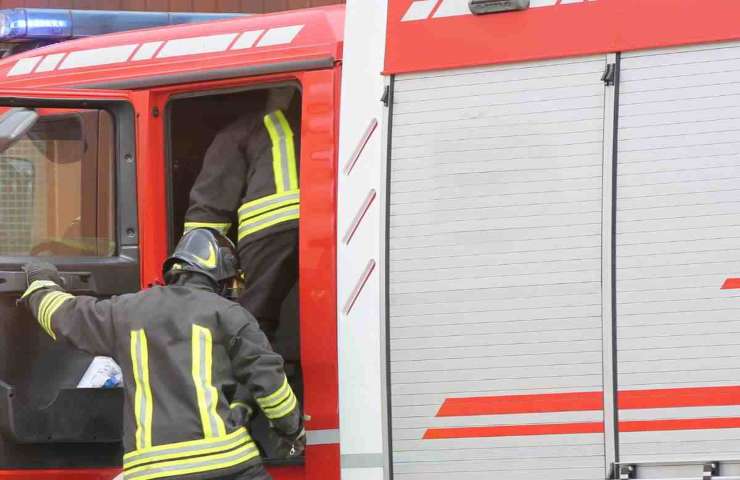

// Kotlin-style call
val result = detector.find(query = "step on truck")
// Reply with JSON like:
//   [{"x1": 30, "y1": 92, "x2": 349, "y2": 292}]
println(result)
[{"x1": 2, "y1": 1, "x2": 740, "y2": 479}]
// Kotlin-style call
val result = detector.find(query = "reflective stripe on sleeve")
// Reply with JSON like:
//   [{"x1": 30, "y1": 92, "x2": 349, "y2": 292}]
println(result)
[
  {"x1": 256, "y1": 376, "x2": 298, "y2": 420},
  {"x1": 36, "y1": 290, "x2": 73, "y2": 340},
  {"x1": 131, "y1": 329, "x2": 154, "y2": 450},
  {"x1": 183, "y1": 222, "x2": 232, "y2": 235},
  {"x1": 263, "y1": 110, "x2": 298, "y2": 194},
  {"x1": 192, "y1": 325, "x2": 227, "y2": 438}
]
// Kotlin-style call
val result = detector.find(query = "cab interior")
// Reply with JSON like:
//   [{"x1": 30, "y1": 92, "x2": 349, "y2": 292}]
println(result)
[{"x1": 167, "y1": 85, "x2": 303, "y2": 462}]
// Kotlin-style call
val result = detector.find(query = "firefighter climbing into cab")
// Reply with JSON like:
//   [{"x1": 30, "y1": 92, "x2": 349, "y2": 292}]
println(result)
[
  {"x1": 18, "y1": 228, "x2": 305, "y2": 480},
  {"x1": 183, "y1": 87, "x2": 300, "y2": 345}
]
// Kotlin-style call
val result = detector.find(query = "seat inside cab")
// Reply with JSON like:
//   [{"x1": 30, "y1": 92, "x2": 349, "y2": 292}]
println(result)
[{"x1": 167, "y1": 85, "x2": 303, "y2": 462}]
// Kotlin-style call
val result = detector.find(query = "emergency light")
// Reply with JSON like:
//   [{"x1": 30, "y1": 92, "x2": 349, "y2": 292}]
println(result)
[
  {"x1": 469, "y1": 0, "x2": 529, "y2": 14},
  {"x1": 0, "y1": 8, "x2": 244, "y2": 42}
]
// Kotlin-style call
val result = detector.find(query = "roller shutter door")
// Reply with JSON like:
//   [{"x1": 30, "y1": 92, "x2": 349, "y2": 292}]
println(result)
[
  {"x1": 388, "y1": 55, "x2": 608, "y2": 480},
  {"x1": 616, "y1": 41, "x2": 740, "y2": 467}
]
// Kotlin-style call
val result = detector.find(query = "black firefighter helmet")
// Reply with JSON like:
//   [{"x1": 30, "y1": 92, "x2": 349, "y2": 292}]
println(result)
[{"x1": 163, "y1": 228, "x2": 239, "y2": 285}]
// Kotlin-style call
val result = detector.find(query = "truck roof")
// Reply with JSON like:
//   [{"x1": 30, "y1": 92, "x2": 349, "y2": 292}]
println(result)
[{"x1": 0, "y1": 4, "x2": 344, "y2": 90}]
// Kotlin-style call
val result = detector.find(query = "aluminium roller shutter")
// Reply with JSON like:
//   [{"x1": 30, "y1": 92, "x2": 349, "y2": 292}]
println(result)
[{"x1": 388, "y1": 55, "x2": 608, "y2": 480}]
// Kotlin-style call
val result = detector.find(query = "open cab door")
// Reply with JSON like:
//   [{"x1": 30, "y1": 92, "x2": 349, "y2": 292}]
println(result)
[{"x1": 0, "y1": 88, "x2": 144, "y2": 478}]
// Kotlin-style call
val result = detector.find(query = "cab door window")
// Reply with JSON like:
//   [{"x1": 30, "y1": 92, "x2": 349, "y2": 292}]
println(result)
[{"x1": 0, "y1": 110, "x2": 115, "y2": 257}]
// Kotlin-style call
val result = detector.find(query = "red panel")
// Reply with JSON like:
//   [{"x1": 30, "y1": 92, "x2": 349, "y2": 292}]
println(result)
[
  {"x1": 386, "y1": 0, "x2": 740, "y2": 74},
  {"x1": 722, "y1": 278, "x2": 740, "y2": 290},
  {"x1": 425, "y1": 422, "x2": 604, "y2": 440},
  {"x1": 437, "y1": 391, "x2": 603, "y2": 417},
  {"x1": 298, "y1": 67, "x2": 340, "y2": 434},
  {"x1": 0, "y1": 469, "x2": 120, "y2": 479},
  {"x1": 268, "y1": 465, "x2": 305, "y2": 480},
  {"x1": 305, "y1": 444, "x2": 340, "y2": 480}
]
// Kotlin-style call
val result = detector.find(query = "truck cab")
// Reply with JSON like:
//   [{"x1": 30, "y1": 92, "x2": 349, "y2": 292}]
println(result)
[{"x1": 0, "y1": 6, "x2": 342, "y2": 479}]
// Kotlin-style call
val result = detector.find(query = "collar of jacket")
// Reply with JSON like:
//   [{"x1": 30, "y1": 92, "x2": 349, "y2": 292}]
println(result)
[{"x1": 172, "y1": 272, "x2": 219, "y2": 293}]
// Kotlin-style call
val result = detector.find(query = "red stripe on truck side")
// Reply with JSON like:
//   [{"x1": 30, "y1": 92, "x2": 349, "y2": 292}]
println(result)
[
  {"x1": 721, "y1": 278, "x2": 740, "y2": 289},
  {"x1": 436, "y1": 391, "x2": 603, "y2": 416},
  {"x1": 620, "y1": 386, "x2": 740, "y2": 410},
  {"x1": 620, "y1": 417, "x2": 740, "y2": 433},
  {"x1": 424, "y1": 421, "x2": 604, "y2": 440},
  {"x1": 436, "y1": 386, "x2": 740, "y2": 417},
  {"x1": 424, "y1": 417, "x2": 740, "y2": 440}
]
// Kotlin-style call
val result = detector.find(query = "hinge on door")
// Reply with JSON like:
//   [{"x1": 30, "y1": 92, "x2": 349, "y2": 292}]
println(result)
[
  {"x1": 602, "y1": 63, "x2": 617, "y2": 86},
  {"x1": 618, "y1": 464, "x2": 635, "y2": 480},
  {"x1": 381, "y1": 85, "x2": 390, "y2": 106},
  {"x1": 703, "y1": 462, "x2": 719, "y2": 480}
]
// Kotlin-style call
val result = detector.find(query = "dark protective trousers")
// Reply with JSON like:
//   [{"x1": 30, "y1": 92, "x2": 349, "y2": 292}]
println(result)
[{"x1": 238, "y1": 229, "x2": 298, "y2": 341}]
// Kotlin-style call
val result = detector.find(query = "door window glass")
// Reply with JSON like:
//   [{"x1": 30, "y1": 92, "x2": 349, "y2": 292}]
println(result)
[{"x1": 0, "y1": 109, "x2": 115, "y2": 257}]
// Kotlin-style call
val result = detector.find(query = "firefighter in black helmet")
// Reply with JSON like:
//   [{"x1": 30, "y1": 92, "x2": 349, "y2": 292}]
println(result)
[
  {"x1": 183, "y1": 88, "x2": 299, "y2": 342},
  {"x1": 18, "y1": 228, "x2": 305, "y2": 480}
]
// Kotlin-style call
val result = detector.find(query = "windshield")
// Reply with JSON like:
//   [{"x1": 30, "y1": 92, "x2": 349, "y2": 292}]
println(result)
[{"x1": 0, "y1": 109, "x2": 116, "y2": 257}]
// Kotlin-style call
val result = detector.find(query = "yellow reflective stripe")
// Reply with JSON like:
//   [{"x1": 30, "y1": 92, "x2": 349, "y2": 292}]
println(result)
[
  {"x1": 237, "y1": 205, "x2": 299, "y2": 241},
  {"x1": 192, "y1": 325, "x2": 226, "y2": 438},
  {"x1": 21, "y1": 280, "x2": 59, "y2": 299},
  {"x1": 124, "y1": 441, "x2": 259, "y2": 480},
  {"x1": 275, "y1": 110, "x2": 298, "y2": 191},
  {"x1": 131, "y1": 330, "x2": 153, "y2": 450},
  {"x1": 264, "y1": 112, "x2": 286, "y2": 194},
  {"x1": 229, "y1": 402, "x2": 250, "y2": 410},
  {"x1": 237, "y1": 190, "x2": 299, "y2": 215},
  {"x1": 256, "y1": 377, "x2": 290, "y2": 409},
  {"x1": 184, "y1": 222, "x2": 232, "y2": 235},
  {"x1": 42, "y1": 293, "x2": 71, "y2": 338},
  {"x1": 263, "y1": 392, "x2": 297, "y2": 420},
  {"x1": 37, "y1": 291, "x2": 73, "y2": 340},
  {"x1": 237, "y1": 190, "x2": 299, "y2": 221},
  {"x1": 124, "y1": 426, "x2": 247, "y2": 462},
  {"x1": 124, "y1": 427, "x2": 252, "y2": 470}
]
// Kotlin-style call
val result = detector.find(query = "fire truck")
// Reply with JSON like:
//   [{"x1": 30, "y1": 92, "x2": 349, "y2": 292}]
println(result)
[{"x1": 1, "y1": 0, "x2": 740, "y2": 479}]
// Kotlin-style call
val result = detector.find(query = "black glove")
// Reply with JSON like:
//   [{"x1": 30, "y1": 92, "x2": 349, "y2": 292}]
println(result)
[
  {"x1": 22, "y1": 261, "x2": 63, "y2": 287},
  {"x1": 269, "y1": 422, "x2": 306, "y2": 459}
]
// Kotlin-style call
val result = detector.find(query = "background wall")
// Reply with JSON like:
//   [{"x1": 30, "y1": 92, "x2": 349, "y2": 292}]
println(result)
[{"x1": 0, "y1": 0, "x2": 343, "y2": 13}]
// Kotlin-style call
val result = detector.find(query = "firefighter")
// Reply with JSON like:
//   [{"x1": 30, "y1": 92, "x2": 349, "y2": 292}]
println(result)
[
  {"x1": 18, "y1": 228, "x2": 305, "y2": 480},
  {"x1": 184, "y1": 88, "x2": 299, "y2": 343}
]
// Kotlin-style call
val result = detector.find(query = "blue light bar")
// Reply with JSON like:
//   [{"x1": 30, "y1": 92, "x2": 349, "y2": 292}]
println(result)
[{"x1": 0, "y1": 8, "x2": 246, "y2": 42}]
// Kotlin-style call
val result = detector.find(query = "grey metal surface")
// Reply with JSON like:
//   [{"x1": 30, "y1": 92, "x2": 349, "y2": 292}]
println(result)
[
  {"x1": 615, "y1": 40, "x2": 740, "y2": 466},
  {"x1": 388, "y1": 55, "x2": 608, "y2": 480}
]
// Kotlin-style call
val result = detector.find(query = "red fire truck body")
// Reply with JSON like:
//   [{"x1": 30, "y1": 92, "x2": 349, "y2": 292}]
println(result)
[{"x1": 1, "y1": 1, "x2": 740, "y2": 479}]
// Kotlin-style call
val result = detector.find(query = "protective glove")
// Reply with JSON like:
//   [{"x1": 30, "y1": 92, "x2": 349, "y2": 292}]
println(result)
[
  {"x1": 22, "y1": 261, "x2": 63, "y2": 287},
  {"x1": 269, "y1": 421, "x2": 306, "y2": 458}
]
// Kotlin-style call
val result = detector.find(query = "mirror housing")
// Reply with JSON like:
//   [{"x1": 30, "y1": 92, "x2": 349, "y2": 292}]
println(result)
[
  {"x1": 0, "y1": 108, "x2": 39, "y2": 153},
  {"x1": 469, "y1": 0, "x2": 529, "y2": 15}
]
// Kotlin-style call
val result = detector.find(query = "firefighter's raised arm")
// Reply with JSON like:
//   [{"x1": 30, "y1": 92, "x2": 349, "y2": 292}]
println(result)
[
  {"x1": 222, "y1": 304, "x2": 303, "y2": 441},
  {"x1": 19, "y1": 261, "x2": 116, "y2": 358},
  {"x1": 184, "y1": 117, "x2": 251, "y2": 235}
]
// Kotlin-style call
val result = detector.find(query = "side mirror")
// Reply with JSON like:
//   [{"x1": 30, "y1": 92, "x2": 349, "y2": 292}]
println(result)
[
  {"x1": 0, "y1": 108, "x2": 38, "y2": 153},
  {"x1": 469, "y1": 0, "x2": 529, "y2": 15}
]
